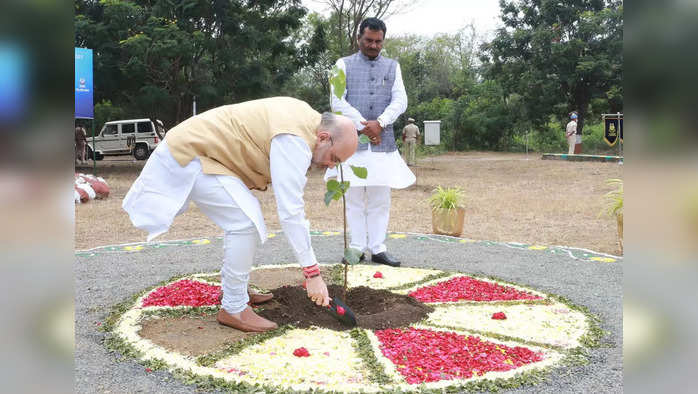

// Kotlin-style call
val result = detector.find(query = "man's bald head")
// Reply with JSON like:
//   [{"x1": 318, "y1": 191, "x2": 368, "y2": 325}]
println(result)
[{"x1": 312, "y1": 113, "x2": 358, "y2": 168}]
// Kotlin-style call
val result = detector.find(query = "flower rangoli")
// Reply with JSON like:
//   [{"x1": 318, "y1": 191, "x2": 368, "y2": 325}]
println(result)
[{"x1": 106, "y1": 263, "x2": 599, "y2": 392}]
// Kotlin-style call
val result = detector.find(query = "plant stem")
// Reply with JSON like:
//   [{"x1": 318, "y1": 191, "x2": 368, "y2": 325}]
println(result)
[{"x1": 340, "y1": 163, "x2": 348, "y2": 300}]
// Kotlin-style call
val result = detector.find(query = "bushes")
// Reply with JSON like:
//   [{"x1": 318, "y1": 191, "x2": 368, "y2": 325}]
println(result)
[
  {"x1": 508, "y1": 120, "x2": 621, "y2": 154},
  {"x1": 94, "y1": 100, "x2": 125, "y2": 136}
]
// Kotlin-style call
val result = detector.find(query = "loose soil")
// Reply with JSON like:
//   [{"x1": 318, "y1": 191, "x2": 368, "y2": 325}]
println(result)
[
  {"x1": 138, "y1": 314, "x2": 255, "y2": 357},
  {"x1": 257, "y1": 284, "x2": 433, "y2": 331}
]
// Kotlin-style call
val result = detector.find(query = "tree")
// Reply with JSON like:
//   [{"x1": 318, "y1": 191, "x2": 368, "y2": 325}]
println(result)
[
  {"x1": 482, "y1": 0, "x2": 623, "y2": 134},
  {"x1": 317, "y1": 0, "x2": 414, "y2": 55},
  {"x1": 75, "y1": 0, "x2": 313, "y2": 126}
]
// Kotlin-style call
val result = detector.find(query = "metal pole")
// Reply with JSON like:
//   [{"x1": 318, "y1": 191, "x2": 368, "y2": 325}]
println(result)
[
  {"x1": 618, "y1": 112, "x2": 622, "y2": 159},
  {"x1": 92, "y1": 119, "x2": 96, "y2": 176},
  {"x1": 193, "y1": 96, "x2": 197, "y2": 116}
]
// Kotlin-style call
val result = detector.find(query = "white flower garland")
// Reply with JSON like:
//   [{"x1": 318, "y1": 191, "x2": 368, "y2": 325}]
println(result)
[
  {"x1": 426, "y1": 302, "x2": 589, "y2": 349},
  {"x1": 346, "y1": 265, "x2": 445, "y2": 289},
  {"x1": 216, "y1": 327, "x2": 376, "y2": 392}
]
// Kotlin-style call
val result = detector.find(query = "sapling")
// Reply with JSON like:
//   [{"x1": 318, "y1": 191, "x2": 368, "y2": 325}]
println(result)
[{"x1": 326, "y1": 66, "x2": 371, "y2": 299}]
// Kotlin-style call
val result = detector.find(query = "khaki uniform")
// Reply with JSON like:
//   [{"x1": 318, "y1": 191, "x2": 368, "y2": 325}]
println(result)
[
  {"x1": 402, "y1": 123, "x2": 420, "y2": 165},
  {"x1": 565, "y1": 120, "x2": 577, "y2": 155}
]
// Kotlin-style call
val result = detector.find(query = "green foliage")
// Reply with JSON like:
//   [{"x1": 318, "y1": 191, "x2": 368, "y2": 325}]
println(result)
[
  {"x1": 343, "y1": 247, "x2": 363, "y2": 265},
  {"x1": 600, "y1": 179, "x2": 623, "y2": 218},
  {"x1": 483, "y1": 0, "x2": 623, "y2": 134},
  {"x1": 324, "y1": 179, "x2": 350, "y2": 206},
  {"x1": 350, "y1": 165, "x2": 367, "y2": 179},
  {"x1": 329, "y1": 65, "x2": 346, "y2": 100},
  {"x1": 75, "y1": 0, "x2": 314, "y2": 126},
  {"x1": 93, "y1": 100, "x2": 125, "y2": 136},
  {"x1": 509, "y1": 121, "x2": 619, "y2": 154},
  {"x1": 429, "y1": 186, "x2": 465, "y2": 211}
]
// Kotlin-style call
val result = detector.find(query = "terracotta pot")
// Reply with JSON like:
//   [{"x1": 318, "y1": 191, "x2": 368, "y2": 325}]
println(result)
[{"x1": 431, "y1": 207, "x2": 465, "y2": 237}]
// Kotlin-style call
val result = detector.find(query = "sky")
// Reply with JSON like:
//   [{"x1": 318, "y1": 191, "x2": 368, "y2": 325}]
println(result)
[{"x1": 302, "y1": 0, "x2": 503, "y2": 39}]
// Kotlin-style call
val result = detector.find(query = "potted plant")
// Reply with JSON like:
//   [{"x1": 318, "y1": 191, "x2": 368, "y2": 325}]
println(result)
[
  {"x1": 600, "y1": 178, "x2": 623, "y2": 253},
  {"x1": 429, "y1": 186, "x2": 466, "y2": 237}
]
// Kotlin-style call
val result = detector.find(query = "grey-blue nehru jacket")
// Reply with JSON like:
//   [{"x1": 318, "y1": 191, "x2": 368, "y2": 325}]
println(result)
[{"x1": 341, "y1": 52, "x2": 398, "y2": 152}]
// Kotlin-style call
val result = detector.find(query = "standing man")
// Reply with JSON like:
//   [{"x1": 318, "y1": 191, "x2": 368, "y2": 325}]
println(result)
[
  {"x1": 75, "y1": 124, "x2": 87, "y2": 165},
  {"x1": 123, "y1": 97, "x2": 358, "y2": 332},
  {"x1": 327, "y1": 17, "x2": 415, "y2": 267},
  {"x1": 565, "y1": 112, "x2": 578, "y2": 154},
  {"x1": 402, "y1": 118, "x2": 420, "y2": 166}
]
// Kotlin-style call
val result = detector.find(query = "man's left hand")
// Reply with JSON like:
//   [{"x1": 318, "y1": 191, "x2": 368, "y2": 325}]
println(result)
[{"x1": 361, "y1": 120, "x2": 383, "y2": 144}]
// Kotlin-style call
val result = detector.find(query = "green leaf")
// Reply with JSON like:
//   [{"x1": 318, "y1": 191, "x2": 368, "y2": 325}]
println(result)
[
  {"x1": 329, "y1": 66, "x2": 346, "y2": 100},
  {"x1": 324, "y1": 190, "x2": 337, "y2": 206},
  {"x1": 358, "y1": 134, "x2": 371, "y2": 144},
  {"x1": 326, "y1": 179, "x2": 340, "y2": 192},
  {"x1": 339, "y1": 181, "x2": 351, "y2": 193},
  {"x1": 344, "y1": 248, "x2": 363, "y2": 265},
  {"x1": 350, "y1": 165, "x2": 368, "y2": 179}
]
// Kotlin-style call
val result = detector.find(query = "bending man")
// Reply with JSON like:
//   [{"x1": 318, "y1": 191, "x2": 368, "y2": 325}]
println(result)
[{"x1": 123, "y1": 97, "x2": 357, "y2": 332}]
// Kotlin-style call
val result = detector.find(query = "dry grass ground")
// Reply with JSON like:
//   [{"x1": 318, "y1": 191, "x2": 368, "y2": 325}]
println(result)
[{"x1": 75, "y1": 152, "x2": 622, "y2": 254}]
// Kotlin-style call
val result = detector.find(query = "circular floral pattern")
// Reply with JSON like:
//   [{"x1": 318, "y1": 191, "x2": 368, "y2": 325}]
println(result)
[{"x1": 108, "y1": 264, "x2": 597, "y2": 392}]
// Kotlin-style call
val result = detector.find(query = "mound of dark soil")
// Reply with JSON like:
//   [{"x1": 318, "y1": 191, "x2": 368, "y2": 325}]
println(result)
[{"x1": 257, "y1": 284, "x2": 433, "y2": 331}]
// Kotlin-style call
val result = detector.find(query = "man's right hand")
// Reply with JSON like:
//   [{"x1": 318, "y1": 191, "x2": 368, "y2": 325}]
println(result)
[{"x1": 306, "y1": 276, "x2": 331, "y2": 307}]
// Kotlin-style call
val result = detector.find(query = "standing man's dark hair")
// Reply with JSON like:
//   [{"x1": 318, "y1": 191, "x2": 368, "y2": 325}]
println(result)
[{"x1": 358, "y1": 17, "x2": 387, "y2": 36}]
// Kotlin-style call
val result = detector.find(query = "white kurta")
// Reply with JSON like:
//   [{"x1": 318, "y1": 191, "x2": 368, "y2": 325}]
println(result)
[
  {"x1": 324, "y1": 58, "x2": 415, "y2": 189},
  {"x1": 123, "y1": 134, "x2": 318, "y2": 267}
]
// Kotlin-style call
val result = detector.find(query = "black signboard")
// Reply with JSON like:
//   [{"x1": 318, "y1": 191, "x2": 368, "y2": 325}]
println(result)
[{"x1": 603, "y1": 114, "x2": 623, "y2": 147}]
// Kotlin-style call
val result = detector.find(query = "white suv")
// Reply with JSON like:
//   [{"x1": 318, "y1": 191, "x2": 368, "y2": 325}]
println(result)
[{"x1": 87, "y1": 118, "x2": 165, "y2": 160}]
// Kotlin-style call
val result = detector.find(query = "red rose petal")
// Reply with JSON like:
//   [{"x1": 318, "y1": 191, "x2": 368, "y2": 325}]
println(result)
[
  {"x1": 142, "y1": 279, "x2": 222, "y2": 307},
  {"x1": 408, "y1": 276, "x2": 542, "y2": 303},
  {"x1": 492, "y1": 312, "x2": 507, "y2": 320},
  {"x1": 375, "y1": 328, "x2": 544, "y2": 384},
  {"x1": 293, "y1": 347, "x2": 310, "y2": 357},
  {"x1": 336, "y1": 306, "x2": 345, "y2": 316},
  {"x1": 373, "y1": 271, "x2": 383, "y2": 278}
]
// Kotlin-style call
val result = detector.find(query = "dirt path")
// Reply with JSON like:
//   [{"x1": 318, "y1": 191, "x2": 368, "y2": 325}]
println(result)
[{"x1": 75, "y1": 152, "x2": 622, "y2": 254}]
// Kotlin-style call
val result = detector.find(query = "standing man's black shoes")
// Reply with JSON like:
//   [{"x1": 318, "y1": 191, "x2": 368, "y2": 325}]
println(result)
[{"x1": 371, "y1": 252, "x2": 401, "y2": 267}]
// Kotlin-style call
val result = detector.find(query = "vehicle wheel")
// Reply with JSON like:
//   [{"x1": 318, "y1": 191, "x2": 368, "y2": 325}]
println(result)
[
  {"x1": 133, "y1": 144, "x2": 150, "y2": 160},
  {"x1": 86, "y1": 146, "x2": 103, "y2": 161}
]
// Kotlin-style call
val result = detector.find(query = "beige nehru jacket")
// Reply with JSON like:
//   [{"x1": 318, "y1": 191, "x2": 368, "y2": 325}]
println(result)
[{"x1": 166, "y1": 97, "x2": 321, "y2": 191}]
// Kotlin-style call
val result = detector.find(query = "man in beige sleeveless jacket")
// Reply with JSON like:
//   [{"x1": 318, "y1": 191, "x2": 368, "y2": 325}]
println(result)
[{"x1": 123, "y1": 97, "x2": 357, "y2": 332}]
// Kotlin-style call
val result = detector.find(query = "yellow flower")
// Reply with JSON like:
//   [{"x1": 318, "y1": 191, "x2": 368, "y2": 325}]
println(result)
[{"x1": 590, "y1": 256, "x2": 616, "y2": 263}]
